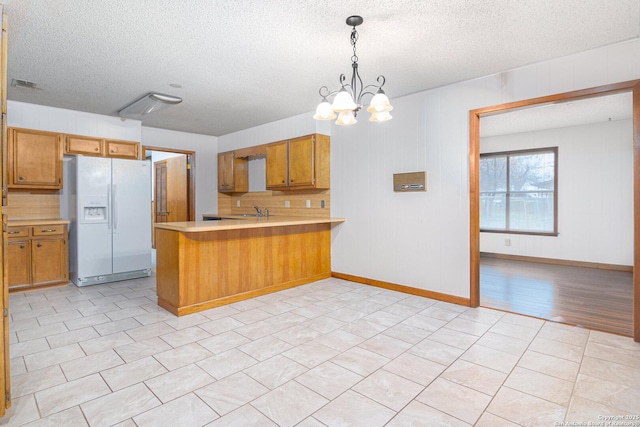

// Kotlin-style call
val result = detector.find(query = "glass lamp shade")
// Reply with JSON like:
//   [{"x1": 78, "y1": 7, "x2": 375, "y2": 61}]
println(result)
[
  {"x1": 369, "y1": 111, "x2": 392, "y2": 122},
  {"x1": 313, "y1": 100, "x2": 337, "y2": 120},
  {"x1": 335, "y1": 111, "x2": 357, "y2": 126},
  {"x1": 366, "y1": 92, "x2": 393, "y2": 113},
  {"x1": 332, "y1": 89, "x2": 357, "y2": 112}
]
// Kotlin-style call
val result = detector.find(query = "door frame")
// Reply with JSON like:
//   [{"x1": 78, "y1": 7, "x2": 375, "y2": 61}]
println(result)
[
  {"x1": 142, "y1": 146, "x2": 196, "y2": 221},
  {"x1": 469, "y1": 79, "x2": 640, "y2": 342}
]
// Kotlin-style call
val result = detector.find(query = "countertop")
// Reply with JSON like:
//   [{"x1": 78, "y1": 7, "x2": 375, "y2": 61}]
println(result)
[
  {"x1": 154, "y1": 215, "x2": 345, "y2": 232},
  {"x1": 8, "y1": 218, "x2": 70, "y2": 226}
]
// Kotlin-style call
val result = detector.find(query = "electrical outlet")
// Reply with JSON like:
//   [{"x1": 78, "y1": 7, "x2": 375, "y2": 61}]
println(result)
[
  {"x1": 284, "y1": 200, "x2": 290, "y2": 208},
  {"x1": 505, "y1": 239, "x2": 511, "y2": 246},
  {"x1": 236, "y1": 200, "x2": 241, "y2": 207},
  {"x1": 321, "y1": 200, "x2": 325, "y2": 208},
  {"x1": 306, "y1": 200, "x2": 311, "y2": 208}
]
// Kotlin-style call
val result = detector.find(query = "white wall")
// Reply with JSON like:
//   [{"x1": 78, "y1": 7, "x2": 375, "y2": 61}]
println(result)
[
  {"x1": 8, "y1": 101, "x2": 141, "y2": 140},
  {"x1": 480, "y1": 120, "x2": 633, "y2": 266},
  {"x1": 217, "y1": 38, "x2": 640, "y2": 299},
  {"x1": 141, "y1": 127, "x2": 217, "y2": 219},
  {"x1": 218, "y1": 112, "x2": 330, "y2": 151},
  {"x1": 330, "y1": 38, "x2": 640, "y2": 298}
]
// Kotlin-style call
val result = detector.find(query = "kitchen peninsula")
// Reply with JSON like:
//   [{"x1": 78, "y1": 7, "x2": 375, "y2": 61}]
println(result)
[{"x1": 155, "y1": 215, "x2": 345, "y2": 316}]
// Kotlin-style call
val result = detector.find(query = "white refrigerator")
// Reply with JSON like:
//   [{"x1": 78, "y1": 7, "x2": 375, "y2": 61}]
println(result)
[{"x1": 63, "y1": 155, "x2": 152, "y2": 286}]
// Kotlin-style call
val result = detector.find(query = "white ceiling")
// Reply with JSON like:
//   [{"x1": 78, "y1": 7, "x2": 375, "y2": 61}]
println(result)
[
  {"x1": 480, "y1": 92, "x2": 634, "y2": 137},
  {"x1": 4, "y1": 0, "x2": 640, "y2": 137}
]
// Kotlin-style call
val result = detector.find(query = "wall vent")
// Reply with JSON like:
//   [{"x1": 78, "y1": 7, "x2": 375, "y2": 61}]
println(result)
[{"x1": 11, "y1": 79, "x2": 37, "y2": 89}]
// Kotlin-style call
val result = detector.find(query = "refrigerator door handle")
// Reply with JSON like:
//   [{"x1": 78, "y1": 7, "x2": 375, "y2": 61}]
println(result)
[
  {"x1": 107, "y1": 184, "x2": 111, "y2": 230},
  {"x1": 113, "y1": 184, "x2": 118, "y2": 230}
]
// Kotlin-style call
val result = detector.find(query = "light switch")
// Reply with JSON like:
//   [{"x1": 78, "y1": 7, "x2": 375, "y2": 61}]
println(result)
[
  {"x1": 306, "y1": 200, "x2": 311, "y2": 208},
  {"x1": 284, "y1": 200, "x2": 290, "y2": 208},
  {"x1": 236, "y1": 200, "x2": 241, "y2": 207}
]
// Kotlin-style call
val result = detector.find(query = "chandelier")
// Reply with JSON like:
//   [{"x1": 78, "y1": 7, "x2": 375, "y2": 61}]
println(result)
[{"x1": 313, "y1": 15, "x2": 393, "y2": 126}]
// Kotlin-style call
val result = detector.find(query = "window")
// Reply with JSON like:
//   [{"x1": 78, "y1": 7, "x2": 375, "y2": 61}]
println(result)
[{"x1": 480, "y1": 147, "x2": 557, "y2": 235}]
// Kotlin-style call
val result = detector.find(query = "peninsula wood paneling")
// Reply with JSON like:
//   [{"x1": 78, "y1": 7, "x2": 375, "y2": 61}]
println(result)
[{"x1": 156, "y1": 223, "x2": 331, "y2": 315}]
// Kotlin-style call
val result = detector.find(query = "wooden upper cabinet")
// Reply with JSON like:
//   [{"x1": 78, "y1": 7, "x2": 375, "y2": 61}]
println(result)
[
  {"x1": 218, "y1": 151, "x2": 248, "y2": 193},
  {"x1": 64, "y1": 135, "x2": 139, "y2": 159},
  {"x1": 8, "y1": 128, "x2": 62, "y2": 190},
  {"x1": 64, "y1": 135, "x2": 104, "y2": 156},
  {"x1": 265, "y1": 141, "x2": 288, "y2": 189},
  {"x1": 266, "y1": 134, "x2": 330, "y2": 191},
  {"x1": 288, "y1": 136, "x2": 315, "y2": 187},
  {"x1": 106, "y1": 139, "x2": 139, "y2": 159}
]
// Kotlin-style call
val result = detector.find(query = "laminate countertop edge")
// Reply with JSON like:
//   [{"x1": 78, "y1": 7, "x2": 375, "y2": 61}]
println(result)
[
  {"x1": 8, "y1": 219, "x2": 70, "y2": 226},
  {"x1": 154, "y1": 216, "x2": 346, "y2": 232}
]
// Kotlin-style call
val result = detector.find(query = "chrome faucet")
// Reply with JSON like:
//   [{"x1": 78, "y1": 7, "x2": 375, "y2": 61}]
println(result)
[{"x1": 253, "y1": 205, "x2": 262, "y2": 216}]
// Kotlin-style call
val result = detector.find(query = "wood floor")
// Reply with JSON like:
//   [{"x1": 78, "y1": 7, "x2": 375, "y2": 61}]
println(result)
[{"x1": 480, "y1": 256, "x2": 633, "y2": 337}]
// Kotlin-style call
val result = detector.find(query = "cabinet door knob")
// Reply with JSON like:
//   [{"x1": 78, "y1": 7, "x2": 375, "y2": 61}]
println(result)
[
  {"x1": 281, "y1": 180, "x2": 285, "y2": 183},
  {"x1": 18, "y1": 176, "x2": 25, "y2": 181},
  {"x1": 19, "y1": 244, "x2": 24, "y2": 249},
  {"x1": 94, "y1": 147, "x2": 99, "y2": 151},
  {"x1": 37, "y1": 243, "x2": 42, "y2": 248}
]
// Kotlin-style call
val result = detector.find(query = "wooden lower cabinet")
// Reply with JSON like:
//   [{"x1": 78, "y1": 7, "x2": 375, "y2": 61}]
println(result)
[
  {"x1": 7, "y1": 240, "x2": 29, "y2": 288},
  {"x1": 32, "y1": 238, "x2": 67, "y2": 286},
  {"x1": 7, "y1": 222, "x2": 68, "y2": 290}
]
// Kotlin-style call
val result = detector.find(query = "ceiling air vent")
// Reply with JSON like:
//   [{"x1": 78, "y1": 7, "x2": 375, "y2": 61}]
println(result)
[{"x1": 11, "y1": 79, "x2": 37, "y2": 89}]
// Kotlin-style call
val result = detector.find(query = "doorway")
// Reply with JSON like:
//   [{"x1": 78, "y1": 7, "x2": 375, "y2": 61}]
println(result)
[
  {"x1": 143, "y1": 146, "x2": 196, "y2": 248},
  {"x1": 469, "y1": 80, "x2": 640, "y2": 342}
]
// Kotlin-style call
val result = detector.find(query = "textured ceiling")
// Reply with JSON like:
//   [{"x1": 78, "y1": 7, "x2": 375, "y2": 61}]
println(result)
[
  {"x1": 4, "y1": 0, "x2": 640, "y2": 137},
  {"x1": 481, "y1": 92, "x2": 634, "y2": 137}
]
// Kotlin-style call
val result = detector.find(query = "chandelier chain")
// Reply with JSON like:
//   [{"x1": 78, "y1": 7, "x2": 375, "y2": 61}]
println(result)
[{"x1": 350, "y1": 27, "x2": 359, "y2": 64}]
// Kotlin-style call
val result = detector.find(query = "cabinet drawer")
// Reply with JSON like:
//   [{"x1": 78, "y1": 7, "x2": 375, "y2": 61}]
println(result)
[
  {"x1": 32, "y1": 225, "x2": 64, "y2": 236},
  {"x1": 7, "y1": 226, "x2": 29, "y2": 238}
]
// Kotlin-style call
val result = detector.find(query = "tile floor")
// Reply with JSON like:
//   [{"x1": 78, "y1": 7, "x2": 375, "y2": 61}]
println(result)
[{"x1": 2, "y1": 275, "x2": 640, "y2": 426}]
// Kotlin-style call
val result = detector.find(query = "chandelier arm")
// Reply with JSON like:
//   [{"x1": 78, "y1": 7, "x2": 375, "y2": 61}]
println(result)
[
  {"x1": 318, "y1": 86, "x2": 331, "y2": 98},
  {"x1": 319, "y1": 87, "x2": 344, "y2": 99},
  {"x1": 358, "y1": 88, "x2": 381, "y2": 103}
]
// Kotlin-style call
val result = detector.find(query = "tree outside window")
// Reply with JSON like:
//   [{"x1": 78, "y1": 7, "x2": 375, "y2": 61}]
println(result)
[{"x1": 480, "y1": 147, "x2": 557, "y2": 235}]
